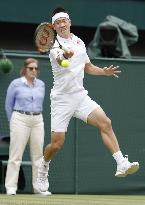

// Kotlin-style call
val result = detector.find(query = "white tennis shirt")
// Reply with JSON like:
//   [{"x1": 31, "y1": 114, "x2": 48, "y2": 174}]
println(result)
[{"x1": 49, "y1": 34, "x2": 90, "y2": 95}]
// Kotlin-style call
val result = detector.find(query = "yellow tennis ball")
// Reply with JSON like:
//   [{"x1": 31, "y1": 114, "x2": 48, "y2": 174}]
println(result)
[{"x1": 61, "y1": 59, "x2": 70, "y2": 68}]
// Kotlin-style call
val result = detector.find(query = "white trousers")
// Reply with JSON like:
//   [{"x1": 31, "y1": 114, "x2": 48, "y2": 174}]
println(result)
[{"x1": 5, "y1": 111, "x2": 44, "y2": 193}]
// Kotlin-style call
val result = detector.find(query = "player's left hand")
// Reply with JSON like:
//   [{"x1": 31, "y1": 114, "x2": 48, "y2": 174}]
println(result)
[{"x1": 103, "y1": 65, "x2": 121, "y2": 78}]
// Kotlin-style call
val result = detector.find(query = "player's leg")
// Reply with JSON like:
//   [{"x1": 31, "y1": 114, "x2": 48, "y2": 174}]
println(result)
[
  {"x1": 43, "y1": 91, "x2": 78, "y2": 162},
  {"x1": 29, "y1": 115, "x2": 51, "y2": 195},
  {"x1": 74, "y1": 95, "x2": 139, "y2": 177},
  {"x1": 37, "y1": 93, "x2": 75, "y2": 192},
  {"x1": 87, "y1": 107, "x2": 120, "y2": 154},
  {"x1": 37, "y1": 133, "x2": 66, "y2": 192},
  {"x1": 37, "y1": 132, "x2": 65, "y2": 192},
  {"x1": 87, "y1": 107, "x2": 139, "y2": 177},
  {"x1": 44, "y1": 132, "x2": 65, "y2": 161}
]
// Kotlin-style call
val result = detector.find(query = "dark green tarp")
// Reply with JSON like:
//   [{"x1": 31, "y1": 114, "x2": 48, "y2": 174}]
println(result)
[{"x1": 87, "y1": 15, "x2": 138, "y2": 59}]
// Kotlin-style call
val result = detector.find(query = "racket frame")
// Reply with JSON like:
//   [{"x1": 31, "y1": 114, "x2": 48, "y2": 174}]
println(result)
[{"x1": 35, "y1": 22, "x2": 57, "y2": 53}]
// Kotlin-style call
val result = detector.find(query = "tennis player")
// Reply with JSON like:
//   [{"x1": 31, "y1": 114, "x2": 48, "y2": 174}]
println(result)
[{"x1": 37, "y1": 7, "x2": 139, "y2": 192}]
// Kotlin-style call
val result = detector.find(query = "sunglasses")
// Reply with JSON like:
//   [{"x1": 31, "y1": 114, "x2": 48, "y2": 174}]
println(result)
[{"x1": 26, "y1": 67, "x2": 39, "y2": 71}]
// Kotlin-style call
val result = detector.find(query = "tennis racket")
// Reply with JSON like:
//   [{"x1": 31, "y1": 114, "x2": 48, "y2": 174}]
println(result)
[{"x1": 35, "y1": 22, "x2": 63, "y2": 53}]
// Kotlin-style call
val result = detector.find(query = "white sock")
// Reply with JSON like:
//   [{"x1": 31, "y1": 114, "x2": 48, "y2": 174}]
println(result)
[
  {"x1": 112, "y1": 151, "x2": 125, "y2": 165},
  {"x1": 42, "y1": 156, "x2": 50, "y2": 165}
]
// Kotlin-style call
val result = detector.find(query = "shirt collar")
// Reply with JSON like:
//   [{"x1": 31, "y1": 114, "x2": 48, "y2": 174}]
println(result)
[
  {"x1": 57, "y1": 34, "x2": 73, "y2": 43},
  {"x1": 21, "y1": 76, "x2": 36, "y2": 86}
]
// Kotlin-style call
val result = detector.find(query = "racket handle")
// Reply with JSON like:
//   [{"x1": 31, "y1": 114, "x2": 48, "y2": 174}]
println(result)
[
  {"x1": 55, "y1": 38, "x2": 74, "y2": 58},
  {"x1": 63, "y1": 49, "x2": 74, "y2": 59}
]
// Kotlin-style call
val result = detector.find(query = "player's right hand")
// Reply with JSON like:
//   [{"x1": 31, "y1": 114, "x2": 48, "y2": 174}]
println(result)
[{"x1": 63, "y1": 49, "x2": 74, "y2": 59}]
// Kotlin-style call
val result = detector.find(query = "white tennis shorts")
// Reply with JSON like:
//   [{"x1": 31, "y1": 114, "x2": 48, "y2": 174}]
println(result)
[{"x1": 50, "y1": 91, "x2": 100, "y2": 132}]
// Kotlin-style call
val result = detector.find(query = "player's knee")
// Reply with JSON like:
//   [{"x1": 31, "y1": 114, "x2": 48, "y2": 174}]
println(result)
[
  {"x1": 51, "y1": 132, "x2": 65, "y2": 151},
  {"x1": 100, "y1": 117, "x2": 112, "y2": 132}
]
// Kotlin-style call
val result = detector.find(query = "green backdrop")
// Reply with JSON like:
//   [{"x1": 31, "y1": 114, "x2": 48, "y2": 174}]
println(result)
[
  {"x1": 0, "y1": 52, "x2": 145, "y2": 194},
  {"x1": 0, "y1": 0, "x2": 145, "y2": 29}
]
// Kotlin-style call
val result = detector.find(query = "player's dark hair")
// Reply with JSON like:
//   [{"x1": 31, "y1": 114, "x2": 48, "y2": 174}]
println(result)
[{"x1": 52, "y1": 7, "x2": 68, "y2": 17}]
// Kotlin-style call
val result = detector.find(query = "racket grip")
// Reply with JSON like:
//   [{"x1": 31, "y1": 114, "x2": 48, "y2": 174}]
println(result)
[
  {"x1": 63, "y1": 53, "x2": 68, "y2": 59},
  {"x1": 63, "y1": 49, "x2": 74, "y2": 59}
]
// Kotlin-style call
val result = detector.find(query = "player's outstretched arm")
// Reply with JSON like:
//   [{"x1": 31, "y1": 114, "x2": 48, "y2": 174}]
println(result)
[{"x1": 84, "y1": 63, "x2": 121, "y2": 78}]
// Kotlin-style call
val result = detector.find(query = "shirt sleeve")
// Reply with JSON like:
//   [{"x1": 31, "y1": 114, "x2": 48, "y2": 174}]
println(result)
[
  {"x1": 5, "y1": 82, "x2": 16, "y2": 121},
  {"x1": 85, "y1": 53, "x2": 90, "y2": 64},
  {"x1": 79, "y1": 37, "x2": 90, "y2": 64}
]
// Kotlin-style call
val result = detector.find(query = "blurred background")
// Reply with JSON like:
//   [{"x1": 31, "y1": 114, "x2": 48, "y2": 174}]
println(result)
[{"x1": 0, "y1": 0, "x2": 145, "y2": 56}]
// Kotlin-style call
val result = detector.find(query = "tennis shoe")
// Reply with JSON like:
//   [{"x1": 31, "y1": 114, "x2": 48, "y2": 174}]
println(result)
[
  {"x1": 115, "y1": 155, "x2": 139, "y2": 177},
  {"x1": 34, "y1": 190, "x2": 51, "y2": 196},
  {"x1": 7, "y1": 188, "x2": 16, "y2": 195},
  {"x1": 37, "y1": 157, "x2": 50, "y2": 192}
]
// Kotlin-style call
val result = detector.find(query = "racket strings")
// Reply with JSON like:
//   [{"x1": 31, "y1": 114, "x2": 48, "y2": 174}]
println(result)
[
  {"x1": 35, "y1": 23, "x2": 56, "y2": 52},
  {"x1": 35, "y1": 22, "x2": 65, "y2": 53}
]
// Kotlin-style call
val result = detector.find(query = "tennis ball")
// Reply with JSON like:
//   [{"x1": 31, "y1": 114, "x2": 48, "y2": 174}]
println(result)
[{"x1": 60, "y1": 59, "x2": 70, "y2": 68}]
